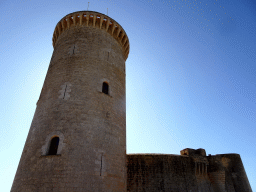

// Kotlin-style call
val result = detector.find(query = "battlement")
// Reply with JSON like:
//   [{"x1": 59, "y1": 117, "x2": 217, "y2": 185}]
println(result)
[{"x1": 52, "y1": 11, "x2": 130, "y2": 60}]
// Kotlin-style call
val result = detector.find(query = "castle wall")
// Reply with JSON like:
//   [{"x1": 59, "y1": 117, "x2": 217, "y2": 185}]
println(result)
[
  {"x1": 127, "y1": 154, "x2": 213, "y2": 192},
  {"x1": 127, "y1": 153, "x2": 252, "y2": 192},
  {"x1": 208, "y1": 154, "x2": 252, "y2": 192}
]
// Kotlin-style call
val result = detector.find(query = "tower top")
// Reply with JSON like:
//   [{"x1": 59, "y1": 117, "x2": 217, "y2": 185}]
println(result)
[{"x1": 52, "y1": 11, "x2": 130, "y2": 60}]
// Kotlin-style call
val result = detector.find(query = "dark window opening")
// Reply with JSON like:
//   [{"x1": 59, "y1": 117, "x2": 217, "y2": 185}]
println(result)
[
  {"x1": 48, "y1": 137, "x2": 59, "y2": 155},
  {"x1": 102, "y1": 82, "x2": 109, "y2": 95}
]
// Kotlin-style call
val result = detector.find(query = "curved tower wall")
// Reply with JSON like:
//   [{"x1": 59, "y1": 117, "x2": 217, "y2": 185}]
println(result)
[{"x1": 11, "y1": 11, "x2": 129, "y2": 192}]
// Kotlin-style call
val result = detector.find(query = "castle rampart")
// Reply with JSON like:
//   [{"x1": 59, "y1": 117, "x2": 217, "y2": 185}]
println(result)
[{"x1": 127, "y1": 149, "x2": 252, "y2": 192}]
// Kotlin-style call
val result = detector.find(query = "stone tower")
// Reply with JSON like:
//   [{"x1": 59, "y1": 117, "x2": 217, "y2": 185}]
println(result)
[{"x1": 11, "y1": 11, "x2": 129, "y2": 192}]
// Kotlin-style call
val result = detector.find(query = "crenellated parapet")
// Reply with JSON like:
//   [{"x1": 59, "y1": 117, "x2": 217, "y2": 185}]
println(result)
[{"x1": 52, "y1": 11, "x2": 130, "y2": 60}]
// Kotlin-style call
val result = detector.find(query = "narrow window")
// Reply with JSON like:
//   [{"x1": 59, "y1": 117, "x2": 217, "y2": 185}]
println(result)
[
  {"x1": 48, "y1": 137, "x2": 59, "y2": 155},
  {"x1": 102, "y1": 82, "x2": 109, "y2": 95}
]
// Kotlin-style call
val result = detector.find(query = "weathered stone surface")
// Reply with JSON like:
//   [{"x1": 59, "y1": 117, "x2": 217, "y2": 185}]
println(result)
[
  {"x1": 11, "y1": 11, "x2": 128, "y2": 192},
  {"x1": 127, "y1": 151, "x2": 252, "y2": 192}
]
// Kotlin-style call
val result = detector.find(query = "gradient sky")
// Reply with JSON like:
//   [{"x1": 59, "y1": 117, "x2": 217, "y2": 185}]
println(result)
[{"x1": 1, "y1": 0, "x2": 255, "y2": 191}]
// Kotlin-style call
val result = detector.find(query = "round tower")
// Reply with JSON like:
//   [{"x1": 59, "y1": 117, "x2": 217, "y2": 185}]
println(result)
[{"x1": 11, "y1": 11, "x2": 129, "y2": 192}]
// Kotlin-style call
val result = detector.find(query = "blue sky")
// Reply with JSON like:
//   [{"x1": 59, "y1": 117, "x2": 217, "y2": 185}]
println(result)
[{"x1": 1, "y1": 0, "x2": 255, "y2": 191}]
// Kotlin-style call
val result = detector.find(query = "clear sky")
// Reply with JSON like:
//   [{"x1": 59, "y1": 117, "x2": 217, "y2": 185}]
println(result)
[{"x1": 1, "y1": 0, "x2": 255, "y2": 191}]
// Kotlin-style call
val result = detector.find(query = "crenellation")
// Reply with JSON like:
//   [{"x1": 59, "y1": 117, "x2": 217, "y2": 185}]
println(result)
[
  {"x1": 116, "y1": 27, "x2": 121, "y2": 39},
  {"x1": 99, "y1": 16, "x2": 104, "y2": 29},
  {"x1": 60, "y1": 20, "x2": 65, "y2": 32},
  {"x1": 75, "y1": 14, "x2": 80, "y2": 25},
  {"x1": 122, "y1": 36, "x2": 127, "y2": 45},
  {"x1": 66, "y1": 16, "x2": 70, "y2": 29},
  {"x1": 106, "y1": 19, "x2": 110, "y2": 32},
  {"x1": 79, "y1": 13, "x2": 83, "y2": 25},
  {"x1": 120, "y1": 31, "x2": 125, "y2": 40},
  {"x1": 93, "y1": 14, "x2": 96, "y2": 27},
  {"x1": 70, "y1": 16, "x2": 74, "y2": 26},
  {"x1": 85, "y1": 14, "x2": 89, "y2": 26},
  {"x1": 57, "y1": 24, "x2": 61, "y2": 36},
  {"x1": 111, "y1": 22, "x2": 116, "y2": 35}
]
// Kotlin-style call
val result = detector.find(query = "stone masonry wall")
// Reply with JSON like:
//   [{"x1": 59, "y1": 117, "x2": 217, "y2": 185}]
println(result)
[
  {"x1": 127, "y1": 154, "x2": 213, "y2": 192},
  {"x1": 127, "y1": 153, "x2": 252, "y2": 192},
  {"x1": 11, "y1": 11, "x2": 128, "y2": 192},
  {"x1": 208, "y1": 154, "x2": 252, "y2": 192}
]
